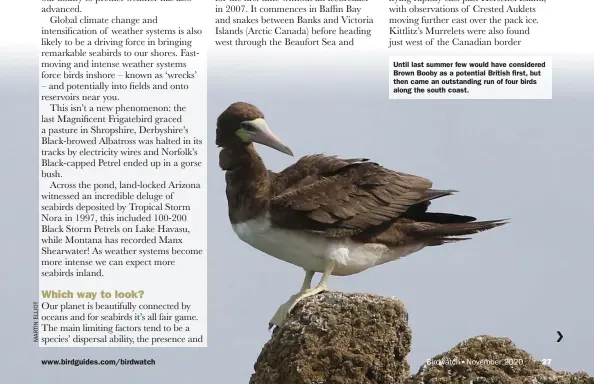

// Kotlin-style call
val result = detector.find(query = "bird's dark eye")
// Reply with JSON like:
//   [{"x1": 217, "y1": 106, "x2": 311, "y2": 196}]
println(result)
[{"x1": 241, "y1": 122, "x2": 255, "y2": 131}]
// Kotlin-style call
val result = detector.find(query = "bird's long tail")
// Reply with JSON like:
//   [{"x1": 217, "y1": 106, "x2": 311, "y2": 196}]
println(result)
[{"x1": 417, "y1": 219, "x2": 509, "y2": 246}]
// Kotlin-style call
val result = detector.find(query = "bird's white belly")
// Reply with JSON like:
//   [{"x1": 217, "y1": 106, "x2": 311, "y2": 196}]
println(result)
[{"x1": 231, "y1": 216, "x2": 425, "y2": 276}]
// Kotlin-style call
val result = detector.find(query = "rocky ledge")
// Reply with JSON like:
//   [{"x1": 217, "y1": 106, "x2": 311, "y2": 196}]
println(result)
[{"x1": 249, "y1": 292, "x2": 592, "y2": 384}]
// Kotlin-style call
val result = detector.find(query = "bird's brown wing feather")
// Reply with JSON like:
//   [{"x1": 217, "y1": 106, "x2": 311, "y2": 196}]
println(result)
[{"x1": 269, "y1": 155, "x2": 435, "y2": 237}]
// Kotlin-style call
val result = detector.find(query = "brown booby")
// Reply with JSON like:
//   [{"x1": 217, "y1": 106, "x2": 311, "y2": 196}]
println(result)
[{"x1": 217, "y1": 102, "x2": 507, "y2": 328}]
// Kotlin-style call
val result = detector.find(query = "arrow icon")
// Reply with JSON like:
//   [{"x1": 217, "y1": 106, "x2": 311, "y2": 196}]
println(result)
[{"x1": 557, "y1": 331, "x2": 563, "y2": 342}]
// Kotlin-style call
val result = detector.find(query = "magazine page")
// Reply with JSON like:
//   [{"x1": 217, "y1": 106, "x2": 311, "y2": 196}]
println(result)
[{"x1": 1, "y1": 0, "x2": 592, "y2": 382}]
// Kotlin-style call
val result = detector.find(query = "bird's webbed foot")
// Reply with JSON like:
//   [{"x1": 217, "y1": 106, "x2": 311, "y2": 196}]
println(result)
[
  {"x1": 268, "y1": 262, "x2": 334, "y2": 330},
  {"x1": 268, "y1": 294, "x2": 297, "y2": 330}
]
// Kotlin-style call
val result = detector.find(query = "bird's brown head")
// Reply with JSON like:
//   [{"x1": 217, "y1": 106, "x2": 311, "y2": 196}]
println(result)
[{"x1": 216, "y1": 102, "x2": 293, "y2": 156}]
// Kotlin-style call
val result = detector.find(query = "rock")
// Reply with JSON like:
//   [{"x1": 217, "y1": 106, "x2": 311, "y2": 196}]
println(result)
[
  {"x1": 250, "y1": 293, "x2": 593, "y2": 384},
  {"x1": 249, "y1": 291, "x2": 411, "y2": 384},
  {"x1": 408, "y1": 335, "x2": 594, "y2": 384}
]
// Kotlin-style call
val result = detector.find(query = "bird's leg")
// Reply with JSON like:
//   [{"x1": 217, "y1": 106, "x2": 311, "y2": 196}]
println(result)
[
  {"x1": 268, "y1": 262, "x2": 335, "y2": 329},
  {"x1": 286, "y1": 261, "x2": 334, "y2": 314},
  {"x1": 298, "y1": 270, "x2": 315, "y2": 294},
  {"x1": 268, "y1": 269, "x2": 315, "y2": 330}
]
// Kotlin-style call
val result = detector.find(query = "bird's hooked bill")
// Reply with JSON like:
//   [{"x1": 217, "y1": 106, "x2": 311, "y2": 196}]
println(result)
[{"x1": 240, "y1": 118, "x2": 294, "y2": 156}]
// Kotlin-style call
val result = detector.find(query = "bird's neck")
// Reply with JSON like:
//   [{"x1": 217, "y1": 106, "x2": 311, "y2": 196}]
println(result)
[{"x1": 221, "y1": 144, "x2": 272, "y2": 223}]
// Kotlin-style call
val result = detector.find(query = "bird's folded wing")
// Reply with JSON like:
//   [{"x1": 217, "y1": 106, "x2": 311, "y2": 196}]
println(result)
[{"x1": 269, "y1": 156, "x2": 434, "y2": 235}]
